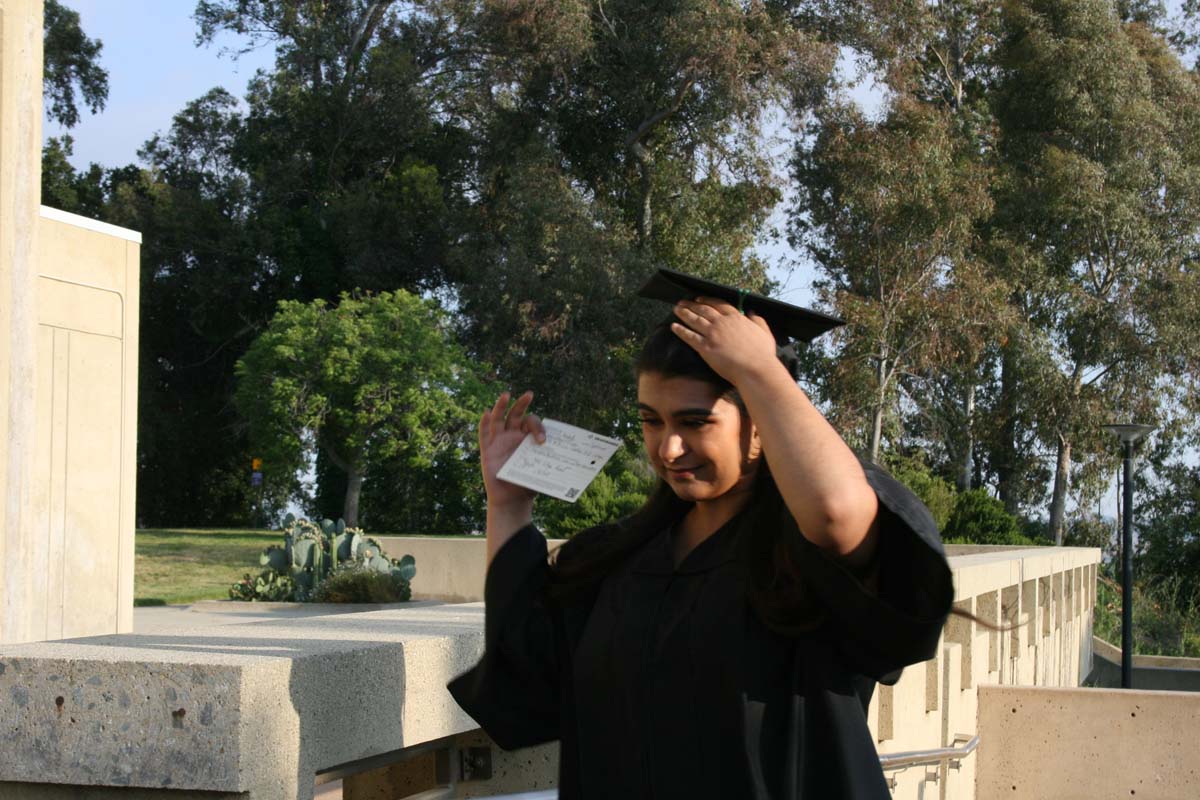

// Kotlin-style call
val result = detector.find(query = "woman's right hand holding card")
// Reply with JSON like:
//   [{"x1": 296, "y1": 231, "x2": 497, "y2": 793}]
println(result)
[{"x1": 480, "y1": 391, "x2": 545, "y2": 558}]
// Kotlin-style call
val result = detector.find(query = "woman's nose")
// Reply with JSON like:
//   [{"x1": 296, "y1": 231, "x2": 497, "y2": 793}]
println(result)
[{"x1": 659, "y1": 432, "x2": 685, "y2": 462}]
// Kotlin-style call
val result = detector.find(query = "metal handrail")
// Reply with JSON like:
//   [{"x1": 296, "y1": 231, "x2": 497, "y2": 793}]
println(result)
[{"x1": 878, "y1": 734, "x2": 980, "y2": 771}]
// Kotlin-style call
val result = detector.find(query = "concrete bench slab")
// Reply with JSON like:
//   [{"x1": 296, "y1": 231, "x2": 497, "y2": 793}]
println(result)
[{"x1": 0, "y1": 603, "x2": 488, "y2": 799}]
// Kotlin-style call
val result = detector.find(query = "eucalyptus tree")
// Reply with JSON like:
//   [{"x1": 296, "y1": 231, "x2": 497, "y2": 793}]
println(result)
[
  {"x1": 991, "y1": 0, "x2": 1200, "y2": 541},
  {"x1": 792, "y1": 96, "x2": 995, "y2": 464},
  {"x1": 788, "y1": 0, "x2": 1018, "y2": 489}
]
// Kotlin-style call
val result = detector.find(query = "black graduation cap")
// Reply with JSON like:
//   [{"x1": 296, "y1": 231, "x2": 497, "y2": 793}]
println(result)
[{"x1": 637, "y1": 267, "x2": 845, "y2": 344}]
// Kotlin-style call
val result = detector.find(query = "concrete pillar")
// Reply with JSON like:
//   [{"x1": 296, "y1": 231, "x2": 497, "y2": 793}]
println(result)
[{"x1": 0, "y1": 0, "x2": 45, "y2": 645}]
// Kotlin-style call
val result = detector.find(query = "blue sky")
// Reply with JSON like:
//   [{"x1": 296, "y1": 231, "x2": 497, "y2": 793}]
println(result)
[{"x1": 44, "y1": 1, "x2": 274, "y2": 168}]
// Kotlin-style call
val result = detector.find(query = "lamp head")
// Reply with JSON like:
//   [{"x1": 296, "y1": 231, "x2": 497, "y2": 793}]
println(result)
[{"x1": 1103, "y1": 423, "x2": 1156, "y2": 444}]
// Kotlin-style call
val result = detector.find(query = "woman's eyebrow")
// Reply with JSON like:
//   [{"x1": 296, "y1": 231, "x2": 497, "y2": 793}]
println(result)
[{"x1": 636, "y1": 403, "x2": 717, "y2": 417}]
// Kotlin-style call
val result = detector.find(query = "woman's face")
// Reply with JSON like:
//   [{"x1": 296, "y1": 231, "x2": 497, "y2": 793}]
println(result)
[{"x1": 636, "y1": 371, "x2": 761, "y2": 504}]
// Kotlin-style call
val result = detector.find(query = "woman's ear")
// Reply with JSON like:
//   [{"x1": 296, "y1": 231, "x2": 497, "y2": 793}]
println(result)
[{"x1": 746, "y1": 419, "x2": 763, "y2": 463}]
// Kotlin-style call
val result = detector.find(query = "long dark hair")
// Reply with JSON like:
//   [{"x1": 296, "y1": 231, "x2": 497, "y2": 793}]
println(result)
[{"x1": 547, "y1": 318, "x2": 825, "y2": 633}]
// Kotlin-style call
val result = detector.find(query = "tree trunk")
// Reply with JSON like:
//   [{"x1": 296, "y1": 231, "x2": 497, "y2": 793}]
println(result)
[
  {"x1": 869, "y1": 355, "x2": 886, "y2": 464},
  {"x1": 997, "y1": 343, "x2": 1019, "y2": 514},
  {"x1": 1048, "y1": 433, "x2": 1071, "y2": 545},
  {"x1": 958, "y1": 382, "x2": 975, "y2": 492},
  {"x1": 632, "y1": 144, "x2": 654, "y2": 248},
  {"x1": 343, "y1": 470, "x2": 364, "y2": 529}
]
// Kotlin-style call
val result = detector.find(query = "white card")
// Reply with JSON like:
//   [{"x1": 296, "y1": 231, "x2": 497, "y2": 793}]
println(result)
[{"x1": 496, "y1": 418, "x2": 623, "y2": 503}]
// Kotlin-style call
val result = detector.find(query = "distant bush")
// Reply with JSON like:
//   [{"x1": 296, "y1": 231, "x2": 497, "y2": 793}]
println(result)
[
  {"x1": 943, "y1": 489, "x2": 1041, "y2": 546},
  {"x1": 884, "y1": 455, "x2": 956, "y2": 531},
  {"x1": 1064, "y1": 516, "x2": 1115, "y2": 558},
  {"x1": 1095, "y1": 574, "x2": 1200, "y2": 658},
  {"x1": 229, "y1": 569, "x2": 295, "y2": 602},
  {"x1": 312, "y1": 565, "x2": 412, "y2": 603}
]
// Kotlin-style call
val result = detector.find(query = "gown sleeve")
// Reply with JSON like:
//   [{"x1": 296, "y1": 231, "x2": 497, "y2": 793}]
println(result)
[
  {"x1": 790, "y1": 461, "x2": 954, "y2": 681},
  {"x1": 446, "y1": 524, "x2": 562, "y2": 749}
]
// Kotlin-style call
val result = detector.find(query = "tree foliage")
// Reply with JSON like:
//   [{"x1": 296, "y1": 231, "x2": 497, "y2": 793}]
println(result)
[
  {"x1": 43, "y1": 0, "x2": 108, "y2": 128},
  {"x1": 793, "y1": 96, "x2": 1000, "y2": 462},
  {"x1": 1136, "y1": 461, "x2": 1200, "y2": 612},
  {"x1": 43, "y1": 0, "x2": 1200, "y2": 554},
  {"x1": 235, "y1": 291, "x2": 488, "y2": 527},
  {"x1": 990, "y1": 0, "x2": 1200, "y2": 540}
]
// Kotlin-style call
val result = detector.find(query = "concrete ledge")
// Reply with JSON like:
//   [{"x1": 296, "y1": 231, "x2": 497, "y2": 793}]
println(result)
[
  {"x1": 382, "y1": 535, "x2": 1098, "y2": 605},
  {"x1": 376, "y1": 537, "x2": 566, "y2": 604},
  {"x1": 1089, "y1": 636, "x2": 1200, "y2": 691},
  {"x1": 977, "y1": 684, "x2": 1200, "y2": 799},
  {"x1": 0, "y1": 603, "x2": 489, "y2": 799}
]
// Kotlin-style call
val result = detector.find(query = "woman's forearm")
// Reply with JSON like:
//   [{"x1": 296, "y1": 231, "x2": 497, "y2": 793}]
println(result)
[
  {"x1": 735, "y1": 360, "x2": 879, "y2": 558},
  {"x1": 486, "y1": 500, "x2": 535, "y2": 567}
]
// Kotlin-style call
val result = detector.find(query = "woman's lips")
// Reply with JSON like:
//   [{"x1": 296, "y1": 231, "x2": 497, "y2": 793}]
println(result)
[{"x1": 666, "y1": 466, "x2": 700, "y2": 478}]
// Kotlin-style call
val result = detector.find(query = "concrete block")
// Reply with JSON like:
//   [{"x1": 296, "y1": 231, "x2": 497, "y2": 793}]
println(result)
[
  {"x1": 978, "y1": 685, "x2": 1200, "y2": 800},
  {"x1": 0, "y1": 604, "x2": 491, "y2": 798}
]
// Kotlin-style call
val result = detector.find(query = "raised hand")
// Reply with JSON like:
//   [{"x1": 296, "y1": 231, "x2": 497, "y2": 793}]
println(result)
[
  {"x1": 479, "y1": 390, "x2": 546, "y2": 511},
  {"x1": 669, "y1": 297, "x2": 783, "y2": 386}
]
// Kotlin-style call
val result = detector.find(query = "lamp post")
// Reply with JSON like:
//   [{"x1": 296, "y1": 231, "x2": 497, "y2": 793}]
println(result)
[{"x1": 1102, "y1": 423, "x2": 1155, "y2": 689}]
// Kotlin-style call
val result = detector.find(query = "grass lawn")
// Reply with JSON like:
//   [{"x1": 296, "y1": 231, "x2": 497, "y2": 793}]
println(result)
[
  {"x1": 134, "y1": 528, "x2": 482, "y2": 606},
  {"x1": 135, "y1": 528, "x2": 279, "y2": 606}
]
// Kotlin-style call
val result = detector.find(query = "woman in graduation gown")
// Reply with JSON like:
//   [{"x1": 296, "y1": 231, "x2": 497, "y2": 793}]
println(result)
[{"x1": 449, "y1": 285, "x2": 955, "y2": 799}]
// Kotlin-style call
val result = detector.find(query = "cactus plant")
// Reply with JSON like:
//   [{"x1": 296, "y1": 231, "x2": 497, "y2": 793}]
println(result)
[{"x1": 229, "y1": 516, "x2": 416, "y2": 603}]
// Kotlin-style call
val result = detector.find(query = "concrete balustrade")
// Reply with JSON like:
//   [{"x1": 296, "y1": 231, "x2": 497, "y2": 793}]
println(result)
[
  {"x1": 0, "y1": 540, "x2": 1102, "y2": 799},
  {"x1": 869, "y1": 544, "x2": 1100, "y2": 800}
]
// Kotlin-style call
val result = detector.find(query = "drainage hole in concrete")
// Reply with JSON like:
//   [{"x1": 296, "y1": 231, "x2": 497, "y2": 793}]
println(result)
[{"x1": 55, "y1": 696, "x2": 64, "y2": 708}]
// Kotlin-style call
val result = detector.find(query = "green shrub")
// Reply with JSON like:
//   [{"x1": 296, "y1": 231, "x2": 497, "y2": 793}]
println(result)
[
  {"x1": 1095, "y1": 574, "x2": 1200, "y2": 657},
  {"x1": 537, "y1": 449, "x2": 654, "y2": 538},
  {"x1": 311, "y1": 565, "x2": 413, "y2": 603},
  {"x1": 1064, "y1": 516, "x2": 1115, "y2": 558},
  {"x1": 884, "y1": 455, "x2": 956, "y2": 531},
  {"x1": 943, "y1": 489, "x2": 1040, "y2": 546}
]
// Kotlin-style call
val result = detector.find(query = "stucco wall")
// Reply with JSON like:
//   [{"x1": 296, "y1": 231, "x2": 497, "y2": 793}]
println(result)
[
  {"x1": 1, "y1": 0, "x2": 45, "y2": 645},
  {"x1": 377, "y1": 536, "x2": 566, "y2": 604},
  {"x1": 1, "y1": 207, "x2": 141, "y2": 644},
  {"x1": 1088, "y1": 635, "x2": 1200, "y2": 692},
  {"x1": 31, "y1": 208, "x2": 141, "y2": 640}
]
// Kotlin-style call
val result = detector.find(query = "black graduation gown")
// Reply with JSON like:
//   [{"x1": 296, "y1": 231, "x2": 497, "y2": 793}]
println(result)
[{"x1": 448, "y1": 462, "x2": 953, "y2": 799}]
